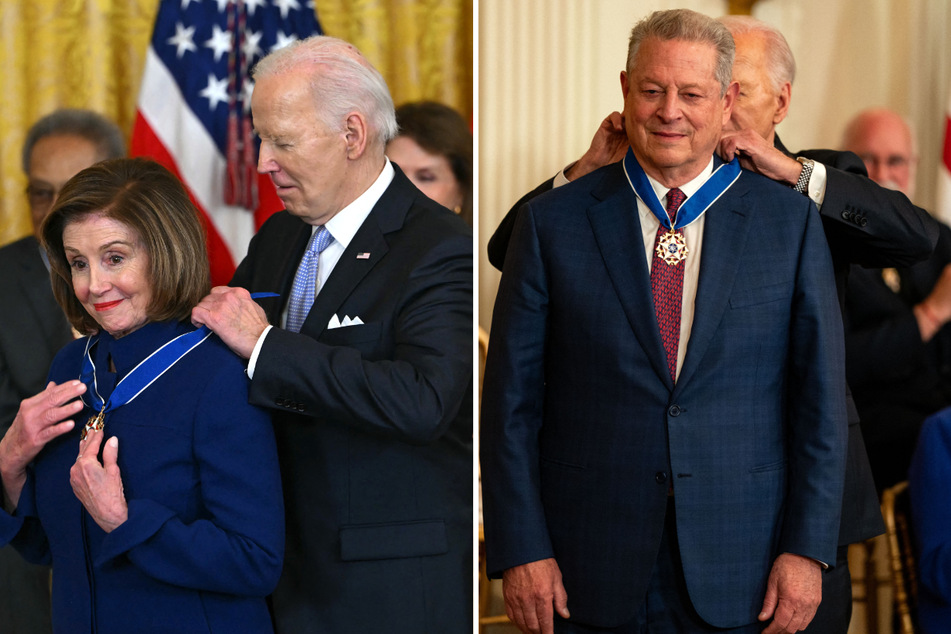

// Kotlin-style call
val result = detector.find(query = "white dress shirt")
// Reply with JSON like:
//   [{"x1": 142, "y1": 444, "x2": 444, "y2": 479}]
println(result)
[{"x1": 247, "y1": 159, "x2": 396, "y2": 377}]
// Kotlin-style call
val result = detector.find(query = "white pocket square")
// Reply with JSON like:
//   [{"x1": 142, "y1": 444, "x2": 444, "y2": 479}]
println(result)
[{"x1": 328, "y1": 314, "x2": 364, "y2": 329}]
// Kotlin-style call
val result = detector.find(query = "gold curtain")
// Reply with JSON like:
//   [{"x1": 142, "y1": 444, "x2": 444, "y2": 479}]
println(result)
[{"x1": 0, "y1": 0, "x2": 473, "y2": 247}]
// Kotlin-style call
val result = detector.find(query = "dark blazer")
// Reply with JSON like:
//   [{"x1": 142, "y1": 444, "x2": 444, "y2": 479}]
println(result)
[
  {"x1": 0, "y1": 320, "x2": 284, "y2": 634},
  {"x1": 845, "y1": 222, "x2": 951, "y2": 491},
  {"x1": 231, "y1": 166, "x2": 473, "y2": 633},
  {"x1": 0, "y1": 236, "x2": 73, "y2": 431},
  {"x1": 487, "y1": 139, "x2": 939, "y2": 546},
  {"x1": 481, "y1": 161, "x2": 848, "y2": 629},
  {"x1": 787, "y1": 138, "x2": 938, "y2": 544}
]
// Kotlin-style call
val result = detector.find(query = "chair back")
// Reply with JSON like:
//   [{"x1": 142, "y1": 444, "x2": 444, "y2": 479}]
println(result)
[{"x1": 882, "y1": 481, "x2": 918, "y2": 634}]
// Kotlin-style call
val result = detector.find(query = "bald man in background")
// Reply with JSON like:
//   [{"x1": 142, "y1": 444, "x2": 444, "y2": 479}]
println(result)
[{"x1": 841, "y1": 107, "x2": 951, "y2": 493}]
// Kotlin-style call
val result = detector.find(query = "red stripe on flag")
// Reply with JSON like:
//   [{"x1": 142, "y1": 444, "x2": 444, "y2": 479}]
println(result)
[{"x1": 131, "y1": 111, "x2": 237, "y2": 286}]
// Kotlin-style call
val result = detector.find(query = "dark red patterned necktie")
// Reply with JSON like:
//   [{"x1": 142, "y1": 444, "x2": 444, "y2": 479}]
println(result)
[{"x1": 651, "y1": 187, "x2": 687, "y2": 383}]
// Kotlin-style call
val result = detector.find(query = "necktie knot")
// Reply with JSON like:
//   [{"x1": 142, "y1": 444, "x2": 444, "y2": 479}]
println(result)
[
  {"x1": 666, "y1": 188, "x2": 686, "y2": 224},
  {"x1": 309, "y1": 225, "x2": 334, "y2": 255}
]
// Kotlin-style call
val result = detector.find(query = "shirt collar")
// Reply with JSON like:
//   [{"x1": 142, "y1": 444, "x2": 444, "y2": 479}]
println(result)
[
  {"x1": 322, "y1": 158, "x2": 395, "y2": 247},
  {"x1": 646, "y1": 157, "x2": 715, "y2": 204}
]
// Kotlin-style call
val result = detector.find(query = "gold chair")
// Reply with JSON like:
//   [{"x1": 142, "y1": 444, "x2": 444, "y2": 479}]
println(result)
[{"x1": 882, "y1": 481, "x2": 918, "y2": 634}]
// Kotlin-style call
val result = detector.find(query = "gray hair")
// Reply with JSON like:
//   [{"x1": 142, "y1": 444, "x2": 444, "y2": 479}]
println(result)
[
  {"x1": 21, "y1": 108, "x2": 125, "y2": 173},
  {"x1": 718, "y1": 15, "x2": 796, "y2": 92},
  {"x1": 252, "y1": 35, "x2": 398, "y2": 149},
  {"x1": 627, "y1": 9, "x2": 735, "y2": 97}
]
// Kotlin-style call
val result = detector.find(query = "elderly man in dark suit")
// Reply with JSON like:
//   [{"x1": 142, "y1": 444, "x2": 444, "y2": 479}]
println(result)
[
  {"x1": 487, "y1": 15, "x2": 938, "y2": 633},
  {"x1": 482, "y1": 9, "x2": 847, "y2": 634},
  {"x1": 0, "y1": 108, "x2": 123, "y2": 634},
  {"x1": 191, "y1": 35, "x2": 472, "y2": 633}
]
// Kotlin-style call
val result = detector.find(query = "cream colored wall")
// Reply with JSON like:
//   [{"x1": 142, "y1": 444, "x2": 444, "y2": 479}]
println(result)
[{"x1": 478, "y1": 0, "x2": 951, "y2": 332}]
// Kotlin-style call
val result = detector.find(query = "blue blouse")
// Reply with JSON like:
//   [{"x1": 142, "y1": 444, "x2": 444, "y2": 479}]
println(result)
[{"x1": 0, "y1": 320, "x2": 284, "y2": 633}]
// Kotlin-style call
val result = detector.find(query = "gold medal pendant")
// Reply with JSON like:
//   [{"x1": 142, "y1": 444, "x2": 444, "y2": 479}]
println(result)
[
  {"x1": 655, "y1": 230, "x2": 689, "y2": 266},
  {"x1": 81, "y1": 409, "x2": 105, "y2": 441}
]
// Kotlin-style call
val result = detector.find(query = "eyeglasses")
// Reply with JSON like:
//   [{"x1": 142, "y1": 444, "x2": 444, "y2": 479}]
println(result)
[
  {"x1": 858, "y1": 154, "x2": 913, "y2": 170},
  {"x1": 25, "y1": 184, "x2": 57, "y2": 209}
]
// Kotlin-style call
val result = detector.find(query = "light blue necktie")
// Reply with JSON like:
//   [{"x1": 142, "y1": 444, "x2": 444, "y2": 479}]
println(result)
[{"x1": 285, "y1": 226, "x2": 334, "y2": 333}]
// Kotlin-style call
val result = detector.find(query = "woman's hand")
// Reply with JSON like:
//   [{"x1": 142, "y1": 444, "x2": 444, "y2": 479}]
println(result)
[
  {"x1": 71, "y1": 430, "x2": 128, "y2": 533},
  {"x1": 0, "y1": 380, "x2": 86, "y2": 510}
]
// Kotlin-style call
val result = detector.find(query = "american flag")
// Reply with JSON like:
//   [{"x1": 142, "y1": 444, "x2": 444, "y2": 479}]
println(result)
[{"x1": 131, "y1": 0, "x2": 323, "y2": 285}]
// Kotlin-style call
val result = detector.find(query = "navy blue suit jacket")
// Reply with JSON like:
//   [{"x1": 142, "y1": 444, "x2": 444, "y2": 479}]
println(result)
[
  {"x1": 231, "y1": 166, "x2": 473, "y2": 633},
  {"x1": 0, "y1": 320, "x2": 284, "y2": 633},
  {"x1": 481, "y1": 161, "x2": 848, "y2": 628}
]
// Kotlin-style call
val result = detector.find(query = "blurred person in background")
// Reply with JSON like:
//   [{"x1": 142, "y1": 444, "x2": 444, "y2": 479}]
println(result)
[
  {"x1": 0, "y1": 108, "x2": 124, "y2": 634},
  {"x1": 841, "y1": 107, "x2": 951, "y2": 492},
  {"x1": 387, "y1": 100, "x2": 473, "y2": 227}
]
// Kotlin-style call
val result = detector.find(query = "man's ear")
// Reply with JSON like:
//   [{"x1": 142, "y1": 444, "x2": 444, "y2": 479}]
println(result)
[
  {"x1": 773, "y1": 82, "x2": 791, "y2": 126},
  {"x1": 344, "y1": 112, "x2": 369, "y2": 159}
]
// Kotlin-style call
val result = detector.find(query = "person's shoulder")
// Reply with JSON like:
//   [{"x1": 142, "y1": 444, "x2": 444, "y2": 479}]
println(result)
[
  {"x1": 921, "y1": 407, "x2": 951, "y2": 440},
  {"x1": 383, "y1": 184, "x2": 472, "y2": 253},
  {"x1": 527, "y1": 161, "x2": 627, "y2": 213},
  {"x1": 735, "y1": 168, "x2": 810, "y2": 208},
  {"x1": 0, "y1": 235, "x2": 39, "y2": 262},
  {"x1": 797, "y1": 147, "x2": 863, "y2": 173},
  {"x1": 190, "y1": 327, "x2": 247, "y2": 372}
]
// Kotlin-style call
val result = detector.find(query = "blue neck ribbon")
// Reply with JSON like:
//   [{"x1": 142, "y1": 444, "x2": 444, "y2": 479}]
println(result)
[
  {"x1": 622, "y1": 147, "x2": 742, "y2": 230},
  {"x1": 80, "y1": 290, "x2": 277, "y2": 416},
  {"x1": 81, "y1": 327, "x2": 212, "y2": 416}
]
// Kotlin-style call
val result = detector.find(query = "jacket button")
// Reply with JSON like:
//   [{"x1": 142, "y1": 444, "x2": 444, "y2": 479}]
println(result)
[
  {"x1": 858, "y1": 217, "x2": 868, "y2": 227},
  {"x1": 655, "y1": 471, "x2": 668, "y2": 484},
  {"x1": 275, "y1": 398, "x2": 285, "y2": 407},
  {"x1": 296, "y1": 404, "x2": 305, "y2": 412},
  {"x1": 841, "y1": 210, "x2": 851, "y2": 221},
  {"x1": 668, "y1": 405, "x2": 681, "y2": 417}
]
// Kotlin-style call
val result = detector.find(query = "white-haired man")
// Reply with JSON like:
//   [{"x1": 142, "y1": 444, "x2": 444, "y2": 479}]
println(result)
[{"x1": 193, "y1": 36, "x2": 473, "y2": 632}]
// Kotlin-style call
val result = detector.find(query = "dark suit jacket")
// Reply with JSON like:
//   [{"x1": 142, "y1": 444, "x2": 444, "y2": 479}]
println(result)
[
  {"x1": 481, "y1": 161, "x2": 848, "y2": 628},
  {"x1": 231, "y1": 166, "x2": 473, "y2": 633},
  {"x1": 845, "y1": 222, "x2": 951, "y2": 491},
  {"x1": 0, "y1": 236, "x2": 73, "y2": 431},
  {"x1": 487, "y1": 139, "x2": 939, "y2": 546}
]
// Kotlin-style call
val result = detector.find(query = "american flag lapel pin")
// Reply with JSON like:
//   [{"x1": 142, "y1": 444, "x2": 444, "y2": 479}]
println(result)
[{"x1": 356, "y1": 252, "x2": 371, "y2": 259}]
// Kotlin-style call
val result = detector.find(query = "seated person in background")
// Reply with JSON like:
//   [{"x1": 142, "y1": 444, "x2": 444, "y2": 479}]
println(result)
[
  {"x1": 0, "y1": 107, "x2": 125, "y2": 634},
  {"x1": 841, "y1": 107, "x2": 951, "y2": 493},
  {"x1": 908, "y1": 406, "x2": 951, "y2": 633},
  {"x1": 387, "y1": 100, "x2": 473, "y2": 226},
  {"x1": 0, "y1": 158, "x2": 284, "y2": 633}
]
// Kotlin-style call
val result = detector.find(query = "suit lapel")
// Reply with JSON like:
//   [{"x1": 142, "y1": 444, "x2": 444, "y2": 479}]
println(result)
[
  {"x1": 586, "y1": 174, "x2": 672, "y2": 388},
  {"x1": 297, "y1": 168, "x2": 413, "y2": 338},
  {"x1": 674, "y1": 177, "x2": 753, "y2": 392}
]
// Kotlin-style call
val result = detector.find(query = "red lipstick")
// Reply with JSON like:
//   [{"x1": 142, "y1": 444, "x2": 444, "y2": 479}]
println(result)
[{"x1": 93, "y1": 300, "x2": 122, "y2": 312}]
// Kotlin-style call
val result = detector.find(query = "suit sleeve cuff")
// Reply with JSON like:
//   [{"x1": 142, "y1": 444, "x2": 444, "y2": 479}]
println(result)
[
  {"x1": 246, "y1": 325, "x2": 274, "y2": 380},
  {"x1": 807, "y1": 161, "x2": 827, "y2": 209}
]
